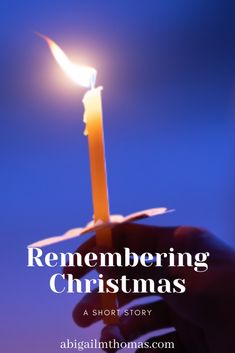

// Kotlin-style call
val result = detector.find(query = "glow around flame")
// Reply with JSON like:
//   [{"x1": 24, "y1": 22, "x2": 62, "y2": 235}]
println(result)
[{"x1": 38, "y1": 34, "x2": 97, "y2": 89}]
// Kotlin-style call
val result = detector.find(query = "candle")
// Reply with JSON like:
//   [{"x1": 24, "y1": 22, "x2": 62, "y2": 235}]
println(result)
[
  {"x1": 83, "y1": 87, "x2": 111, "y2": 239},
  {"x1": 83, "y1": 87, "x2": 119, "y2": 324},
  {"x1": 41, "y1": 35, "x2": 118, "y2": 324}
]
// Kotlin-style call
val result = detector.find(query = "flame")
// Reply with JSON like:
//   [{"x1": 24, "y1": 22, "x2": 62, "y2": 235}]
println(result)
[{"x1": 38, "y1": 33, "x2": 97, "y2": 89}]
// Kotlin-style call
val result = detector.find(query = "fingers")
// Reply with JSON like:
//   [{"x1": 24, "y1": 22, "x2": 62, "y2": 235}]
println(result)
[
  {"x1": 72, "y1": 223, "x2": 178, "y2": 258},
  {"x1": 63, "y1": 236, "x2": 96, "y2": 279},
  {"x1": 135, "y1": 331, "x2": 186, "y2": 353},
  {"x1": 101, "y1": 300, "x2": 172, "y2": 345},
  {"x1": 113, "y1": 223, "x2": 212, "y2": 255},
  {"x1": 64, "y1": 223, "x2": 211, "y2": 281},
  {"x1": 73, "y1": 289, "x2": 150, "y2": 327},
  {"x1": 73, "y1": 290, "x2": 99, "y2": 327},
  {"x1": 69, "y1": 223, "x2": 209, "y2": 258},
  {"x1": 111, "y1": 223, "x2": 178, "y2": 253},
  {"x1": 64, "y1": 224, "x2": 178, "y2": 279}
]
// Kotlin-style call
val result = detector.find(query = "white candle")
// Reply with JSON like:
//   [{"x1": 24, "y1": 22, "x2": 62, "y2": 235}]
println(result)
[
  {"x1": 42, "y1": 34, "x2": 119, "y2": 324},
  {"x1": 83, "y1": 87, "x2": 118, "y2": 324}
]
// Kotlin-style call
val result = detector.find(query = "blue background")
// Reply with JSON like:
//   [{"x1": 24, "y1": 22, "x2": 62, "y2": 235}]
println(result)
[{"x1": 1, "y1": 1, "x2": 235, "y2": 352}]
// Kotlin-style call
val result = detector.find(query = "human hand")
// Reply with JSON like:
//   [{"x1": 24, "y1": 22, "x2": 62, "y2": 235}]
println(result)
[{"x1": 64, "y1": 224, "x2": 235, "y2": 353}]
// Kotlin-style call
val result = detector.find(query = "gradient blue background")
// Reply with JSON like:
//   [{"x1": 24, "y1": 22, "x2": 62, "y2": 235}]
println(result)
[{"x1": 1, "y1": 1, "x2": 235, "y2": 352}]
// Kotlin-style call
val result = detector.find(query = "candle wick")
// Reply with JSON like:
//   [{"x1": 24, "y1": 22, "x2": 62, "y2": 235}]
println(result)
[{"x1": 89, "y1": 70, "x2": 97, "y2": 90}]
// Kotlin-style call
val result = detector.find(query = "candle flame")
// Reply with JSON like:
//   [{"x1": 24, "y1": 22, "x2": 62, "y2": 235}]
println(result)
[{"x1": 38, "y1": 33, "x2": 97, "y2": 89}]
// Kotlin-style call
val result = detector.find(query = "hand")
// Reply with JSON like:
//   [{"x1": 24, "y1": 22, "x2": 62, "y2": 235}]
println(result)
[{"x1": 64, "y1": 224, "x2": 235, "y2": 353}]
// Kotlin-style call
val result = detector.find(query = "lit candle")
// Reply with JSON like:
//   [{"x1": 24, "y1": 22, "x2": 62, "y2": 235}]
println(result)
[{"x1": 41, "y1": 34, "x2": 118, "y2": 324}]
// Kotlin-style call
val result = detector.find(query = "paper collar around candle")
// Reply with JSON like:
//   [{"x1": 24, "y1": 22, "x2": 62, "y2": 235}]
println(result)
[{"x1": 28, "y1": 207, "x2": 174, "y2": 248}]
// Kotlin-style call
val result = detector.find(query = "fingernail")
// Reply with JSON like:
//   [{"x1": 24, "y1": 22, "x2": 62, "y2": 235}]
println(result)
[{"x1": 101, "y1": 324, "x2": 124, "y2": 342}]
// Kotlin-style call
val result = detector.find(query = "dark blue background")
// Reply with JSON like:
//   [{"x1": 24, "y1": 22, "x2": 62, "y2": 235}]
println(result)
[{"x1": 1, "y1": 1, "x2": 235, "y2": 352}]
